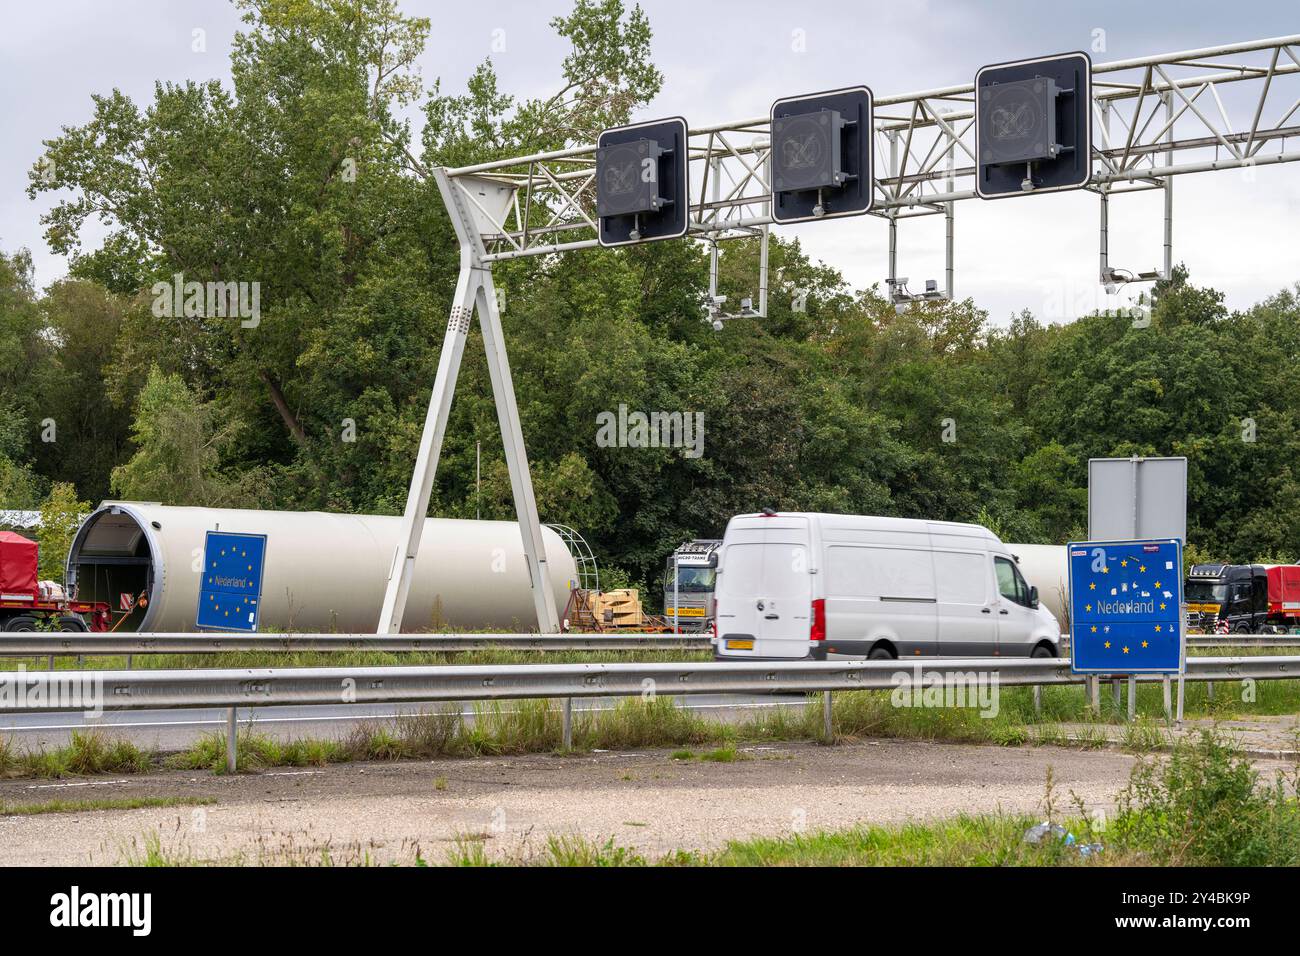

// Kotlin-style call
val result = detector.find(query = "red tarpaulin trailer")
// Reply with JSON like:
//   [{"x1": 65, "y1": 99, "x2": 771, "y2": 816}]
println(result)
[
  {"x1": 1266, "y1": 565, "x2": 1300, "y2": 622},
  {"x1": 0, "y1": 530, "x2": 39, "y2": 602},
  {"x1": 0, "y1": 531, "x2": 111, "y2": 632}
]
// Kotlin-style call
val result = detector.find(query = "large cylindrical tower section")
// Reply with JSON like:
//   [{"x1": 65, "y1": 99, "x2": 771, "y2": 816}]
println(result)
[
  {"x1": 1004, "y1": 543, "x2": 1069, "y2": 625},
  {"x1": 66, "y1": 503, "x2": 579, "y2": 633}
]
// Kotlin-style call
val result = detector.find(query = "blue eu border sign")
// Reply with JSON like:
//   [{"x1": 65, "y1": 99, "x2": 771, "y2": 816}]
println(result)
[
  {"x1": 196, "y1": 531, "x2": 267, "y2": 633},
  {"x1": 1068, "y1": 538, "x2": 1183, "y2": 674}
]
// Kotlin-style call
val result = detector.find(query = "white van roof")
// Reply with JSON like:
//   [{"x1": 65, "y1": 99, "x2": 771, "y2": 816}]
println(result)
[{"x1": 728, "y1": 511, "x2": 1004, "y2": 544}]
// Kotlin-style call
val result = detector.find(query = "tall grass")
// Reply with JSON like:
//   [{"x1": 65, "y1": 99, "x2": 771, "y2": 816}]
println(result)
[
  {"x1": 1111, "y1": 729, "x2": 1300, "y2": 865},
  {"x1": 0, "y1": 731, "x2": 151, "y2": 778}
]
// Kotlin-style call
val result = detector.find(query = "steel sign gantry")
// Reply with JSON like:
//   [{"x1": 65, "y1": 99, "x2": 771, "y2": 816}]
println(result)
[
  {"x1": 377, "y1": 169, "x2": 560, "y2": 634},
  {"x1": 378, "y1": 34, "x2": 1300, "y2": 634}
]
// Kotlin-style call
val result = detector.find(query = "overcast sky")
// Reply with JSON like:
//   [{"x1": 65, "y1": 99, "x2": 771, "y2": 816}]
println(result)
[{"x1": 2, "y1": 0, "x2": 1297, "y2": 322}]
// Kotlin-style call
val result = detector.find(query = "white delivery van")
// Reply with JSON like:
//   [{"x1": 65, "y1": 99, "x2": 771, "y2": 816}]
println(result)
[{"x1": 712, "y1": 512, "x2": 1061, "y2": 660}]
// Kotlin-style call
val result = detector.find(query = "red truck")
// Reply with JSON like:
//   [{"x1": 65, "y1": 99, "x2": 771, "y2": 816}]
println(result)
[
  {"x1": 1266, "y1": 565, "x2": 1300, "y2": 626},
  {"x1": 0, "y1": 531, "x2": 111, "y2": 632}
]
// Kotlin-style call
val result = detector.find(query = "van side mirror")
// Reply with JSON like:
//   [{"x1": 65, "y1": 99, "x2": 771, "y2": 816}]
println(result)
[{"x1": 1029, "y1": 585, "x2": 1039, "y2": 609}]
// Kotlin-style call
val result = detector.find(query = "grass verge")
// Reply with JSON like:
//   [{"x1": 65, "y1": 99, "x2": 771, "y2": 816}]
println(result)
[
  {"x1": 0, "y1": 731, "x2": 152, "y2": 779},
  {"x1": 1, "y1": 796, "x2": 214, "y2": 817}
]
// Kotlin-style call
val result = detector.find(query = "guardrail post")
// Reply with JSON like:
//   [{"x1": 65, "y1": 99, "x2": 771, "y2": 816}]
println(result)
[
  {"x1": 822, "y1": 690, "x2": 833, "y2": 741},
  {"x1": 1161, "y1": 675, "x2": 1172, "y2": 719},
  {"x1": 225, "y1": 707, "x2": 237, "y2": 773},
  {"x1": 1126, "y1": 675, "x2": 1136, "y2": 722},
  {"x1": 47, "y1": 654, "x2": 54, "y2": 671},
  {"x1": 1176, "y1": 674, "x2": 1185, "y2": 727},
  {"x1": 1206, "y1": 679, "x2": 1215, "y2": 701},
  {"x1": 1032, "y1": 684, "x2": 1042, "y2": 717},
  {"x1": 126, "y1": 654, "x2": 133, "y2": 670},
  {"x1": 1089, "y1": 676, "x2": 1100, "y2": 713},
  {"x1": 561, "y1": 697, "x2": 573, "y2": 750}
]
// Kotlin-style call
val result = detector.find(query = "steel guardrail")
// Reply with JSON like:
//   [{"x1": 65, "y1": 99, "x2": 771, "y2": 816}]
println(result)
[
  {"x1": 0, "y1": 632, "x2": 712, "y2": 655},
  {"x1": 1060, "y1": 634, "x2": 1300, "y2": 651},
  {"x1": 1, "y1": 632, "x2": 1293, "y2": 656},
  {"x1": 1186, "y1": 635, "x2": 1300, "y2": 647},
  {"x1": 0, "y1": 655, "x2": 1295, "y2": 713}
]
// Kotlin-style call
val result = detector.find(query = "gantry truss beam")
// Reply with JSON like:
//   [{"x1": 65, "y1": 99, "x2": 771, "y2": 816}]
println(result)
[
  {"x1": 440, "y1": 35, "x2": 1300, "y2": 264},
  {"x1": 378, "y1": 34, "x2": 1300, "y2": 636}
]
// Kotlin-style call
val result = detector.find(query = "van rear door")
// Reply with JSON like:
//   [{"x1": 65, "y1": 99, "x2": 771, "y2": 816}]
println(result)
[
  {"x1": 755, "y1": 527, "x2": 813, "y2": 658},
  {"x1": 715, "y1": 520, "x2": 812, "y2": 659},
  {"x1": 716, "y1": 534, "x2": 765, "y2": 654}
]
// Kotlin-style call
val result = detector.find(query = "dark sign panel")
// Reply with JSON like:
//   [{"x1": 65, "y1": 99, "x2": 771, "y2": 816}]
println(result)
[
  {"x1": 596, "y1": 117, "x2": 689, "y2": 247},
  {"x1": 770, "y1": 87, "x2": 873, "y2": 223},
  {"x1": 975, "y1": 52, "x2": 1091, "y2": 199}
]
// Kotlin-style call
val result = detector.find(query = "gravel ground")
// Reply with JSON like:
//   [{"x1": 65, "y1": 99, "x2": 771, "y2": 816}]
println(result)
[{"x1": 0, "y1": 738, "x2": 1172, "y2": 866}]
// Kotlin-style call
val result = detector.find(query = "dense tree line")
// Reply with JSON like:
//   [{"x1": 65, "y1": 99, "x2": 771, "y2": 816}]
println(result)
[{"x1": 3, "y1": 0, "x2": 1299, "y2": 593}]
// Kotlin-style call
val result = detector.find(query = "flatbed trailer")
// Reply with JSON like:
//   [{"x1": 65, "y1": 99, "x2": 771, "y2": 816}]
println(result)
[
  {"x1": 0, "y1": 597, "x2": 112, "y2": 632},
  {"x1": 0, "y1": 530, "x2": 112, "y2": 632}
]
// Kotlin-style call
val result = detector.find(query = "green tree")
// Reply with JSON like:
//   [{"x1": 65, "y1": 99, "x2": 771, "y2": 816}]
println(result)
[
  {"x1": 37, "y1": 482, "x2": 89, "y2": 582},
  {"x1": 110, "y1": 367, "x2": 249, "y2": 506},
  {"x1": 30, "y1": 280, "x2": 133, "y2": 500}
]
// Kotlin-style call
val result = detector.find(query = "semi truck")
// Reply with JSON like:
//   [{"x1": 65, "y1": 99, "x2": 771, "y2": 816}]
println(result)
[
  {"x1": 1185, "y1": 564, "x2": 1266, "y2": 632},
  {"x1": 663, "y1": 539, "x2": 720, "y2": 633},
  {"x1": 0, "y1": 531, "x2": 111, "y2": 632},
  {"x1": 1185, "y1": 563, "x2": 1300, "y2": 633}
]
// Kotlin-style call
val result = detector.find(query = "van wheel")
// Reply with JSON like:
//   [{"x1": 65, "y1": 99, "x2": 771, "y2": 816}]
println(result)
[
  {"x1": 868, "y1": 646, "x2": 896, "y2": 660},
  {"x1": 1031, "y1": 644, "x2": 1056, "y2": 659}
]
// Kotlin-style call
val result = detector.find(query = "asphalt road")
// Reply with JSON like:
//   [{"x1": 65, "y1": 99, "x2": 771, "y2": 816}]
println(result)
[{"x1": 0, "y1": 693, "x2": 807, "y2": 752}]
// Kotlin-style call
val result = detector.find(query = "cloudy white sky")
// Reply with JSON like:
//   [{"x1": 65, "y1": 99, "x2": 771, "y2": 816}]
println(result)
[{"x1": 2, "y1": 0, "x2": 1297, "y2": 322}]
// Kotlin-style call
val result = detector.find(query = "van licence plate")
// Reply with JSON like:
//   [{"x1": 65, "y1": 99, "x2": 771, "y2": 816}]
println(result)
[{"x1": 725, "y1": 639, "x2": 754, "y2": 650}]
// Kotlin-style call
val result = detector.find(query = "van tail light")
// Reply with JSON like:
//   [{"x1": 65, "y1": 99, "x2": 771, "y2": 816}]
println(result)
[{"x1": 810, "y1": 598, "x2": 826, "y2": 642}]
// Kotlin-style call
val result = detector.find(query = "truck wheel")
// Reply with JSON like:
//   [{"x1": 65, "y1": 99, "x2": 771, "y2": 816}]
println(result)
[
  {"x1": 1234, "y1": 622, "x2": 1251, "y2": 634},
  {"x1": 56, "y1": 616, "x2": 88, "y2": 632},
  {"x1": 1, "y1": 616, "x2": 40, "y2": 632}
]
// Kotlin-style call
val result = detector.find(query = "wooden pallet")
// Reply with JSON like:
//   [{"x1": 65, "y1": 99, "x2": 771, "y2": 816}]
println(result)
[{"x1": 563, "y1": 588, "x2": 648, "y2": 631}]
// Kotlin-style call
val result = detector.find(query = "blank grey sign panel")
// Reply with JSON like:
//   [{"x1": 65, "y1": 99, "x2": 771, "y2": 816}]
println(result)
[{"x1": 1088, "y1": 457, "x2": 1187, "y2": 542}]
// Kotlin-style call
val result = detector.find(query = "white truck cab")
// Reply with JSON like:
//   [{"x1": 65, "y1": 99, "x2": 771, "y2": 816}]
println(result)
[{"x1": 712, "y1": 512, "x2": 1061, "y2": 661}]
